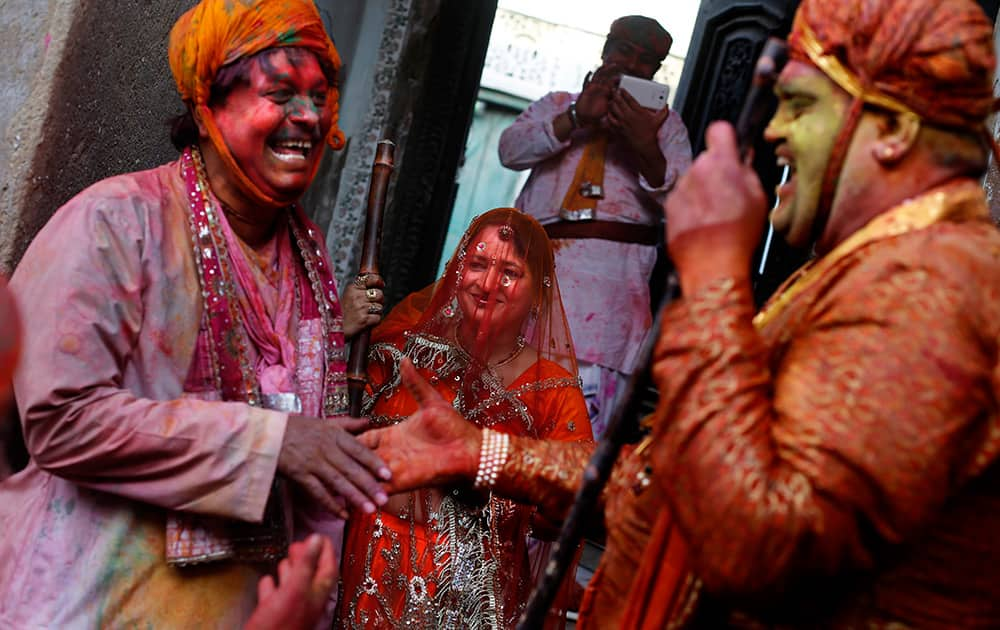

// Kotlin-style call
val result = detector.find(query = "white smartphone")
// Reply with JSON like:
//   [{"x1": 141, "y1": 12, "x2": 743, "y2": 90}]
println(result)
[{"x1": 618, "y1": 75, "x2": 670, "y2": 110}]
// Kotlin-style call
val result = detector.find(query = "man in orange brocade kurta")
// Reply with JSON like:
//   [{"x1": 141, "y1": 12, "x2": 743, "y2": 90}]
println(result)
[
  {"x1": 644, "y1": 0, "x2": 1000, "y2": 625},
  {"x1": 360, "y1": 0, "x2": 1000, "y2": 627}
]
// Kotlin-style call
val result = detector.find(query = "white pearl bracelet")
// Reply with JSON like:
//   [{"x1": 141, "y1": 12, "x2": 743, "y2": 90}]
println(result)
[{"x1": 474, "y1": 428, "x2": 511, "y2": 489}]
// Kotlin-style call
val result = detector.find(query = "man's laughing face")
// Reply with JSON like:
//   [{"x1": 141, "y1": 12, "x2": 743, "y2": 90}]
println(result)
[{"x1": 764, "y1": 60, "x2": 852, "y2": 248}]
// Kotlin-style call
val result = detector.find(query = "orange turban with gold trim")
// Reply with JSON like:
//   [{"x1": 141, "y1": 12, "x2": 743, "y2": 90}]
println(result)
[
  {"x1": 789, "y1": 0, "x2": 996, "y2": 132},
  {"x1": 168, "y1": 0, "x2": 345, "y2": 206}
]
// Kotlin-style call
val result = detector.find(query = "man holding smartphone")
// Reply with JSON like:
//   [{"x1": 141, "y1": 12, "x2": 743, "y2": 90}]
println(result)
[{"x1": 499, "y1": 15, "x2": 692, "y2": 438}]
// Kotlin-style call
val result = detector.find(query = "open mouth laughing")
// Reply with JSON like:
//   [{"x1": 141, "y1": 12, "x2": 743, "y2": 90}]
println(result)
[
  {"x1": 770, "y1": 151, "x2": 797, "y2": 227},
  {"x1": 268, "y1": 137, "x2": 315, "y2": 165}
]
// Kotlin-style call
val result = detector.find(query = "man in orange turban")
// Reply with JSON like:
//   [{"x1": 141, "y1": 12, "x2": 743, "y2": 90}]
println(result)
[
  {"x1": 0, "y1": 1, "x2": 391, "y2": 626},
  {"x1": 352, "y1": 0, "x2": 1000, "y2": 626},
  {"x1": 649, "y1": 0, "x2": 1000, "y2": 624}
]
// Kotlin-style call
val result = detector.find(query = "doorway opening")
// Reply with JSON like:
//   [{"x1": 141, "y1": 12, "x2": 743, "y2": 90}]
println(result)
[{"x1": 437, "y1": 1, "x2": 700, "y2": 275}]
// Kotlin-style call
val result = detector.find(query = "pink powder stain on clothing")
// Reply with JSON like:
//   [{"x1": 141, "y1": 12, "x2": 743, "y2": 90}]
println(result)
[
  {"x1": 44, "y1": 33, "x2": 51, "y2": 50},
  {"x1": 152, "y1": 329, "x2": 174, "y2": 357},
  {"x1": 585, "y1": 312, "x2": 596, "y2": 322}
]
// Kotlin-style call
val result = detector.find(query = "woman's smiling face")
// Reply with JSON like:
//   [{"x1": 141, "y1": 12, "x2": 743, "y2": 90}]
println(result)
[{"x1": 457, "y1": 225, "x2": 535, "y2": 337}]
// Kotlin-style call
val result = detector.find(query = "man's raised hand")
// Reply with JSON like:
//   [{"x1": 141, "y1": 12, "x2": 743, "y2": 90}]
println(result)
[
  {"x1": 664, "y1": 121, "x2": 767, "y2": 294},
  {"x1": 607, "y1": 88, "x2": 670, "y2": 152}
]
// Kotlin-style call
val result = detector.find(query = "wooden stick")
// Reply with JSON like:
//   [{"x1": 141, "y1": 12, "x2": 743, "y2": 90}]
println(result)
[{"x1": 347, "y1": 140, "x2": 395, "y2": 418}]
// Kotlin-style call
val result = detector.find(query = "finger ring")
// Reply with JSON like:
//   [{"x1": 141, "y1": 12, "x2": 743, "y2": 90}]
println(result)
[
  {"x1": 354, "y1": 273, "x2": 369, "y2": 289},
  {"x1": 368, "y1": 304, "x2": 383, "y2": 315},
  {"x1": 366, "y1": 288, "x2": 379, "y2": 301}
]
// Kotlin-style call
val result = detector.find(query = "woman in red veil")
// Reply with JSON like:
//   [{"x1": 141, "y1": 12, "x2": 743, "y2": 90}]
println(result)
[{"x1": 337, "y1": 208, "x2": 593, "y2": 628}]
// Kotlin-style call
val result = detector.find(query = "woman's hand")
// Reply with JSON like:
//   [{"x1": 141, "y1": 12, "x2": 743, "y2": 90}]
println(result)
[
  {"x1": 342, "y1": 272, "x2": 384, "y2": 338},
  {"x1": 358, "y1": 359, "x2": 482, "y2": 494}
]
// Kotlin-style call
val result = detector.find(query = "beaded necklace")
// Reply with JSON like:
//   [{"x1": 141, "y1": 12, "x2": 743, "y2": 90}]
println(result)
[
  {"x1": 180, "y1": 145, "x2": 348, "y2": 416},
  {"x1": 167, "y1": 147, "x2": 349, "y2": 567}
]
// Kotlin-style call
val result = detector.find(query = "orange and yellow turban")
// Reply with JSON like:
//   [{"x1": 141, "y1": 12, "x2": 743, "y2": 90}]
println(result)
[
  {"x1": 168, "y1": 0, "x2": 345, "y2": 206},
  {"x1": 789, "y1": 0, "x2": 996, "y2": 132},
  {"x1": 785, "y1": 0, "x2": 997, "y2": 243}
]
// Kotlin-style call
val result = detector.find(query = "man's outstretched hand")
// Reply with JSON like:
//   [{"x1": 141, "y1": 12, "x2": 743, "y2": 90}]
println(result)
[
  {"x1": 244, "y1": 534, "x2": 336, "y2": 630},
  {"x1": 358, "y1": 359, "x2": 481, "y2": 494},
  {"x1": 278, "y1": 414, "x2": 390, "y2": 519}
]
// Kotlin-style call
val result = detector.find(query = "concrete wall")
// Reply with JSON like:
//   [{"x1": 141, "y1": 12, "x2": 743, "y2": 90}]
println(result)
[{"x1": 0, "y1": 0, "x2": 194, "y2": 275}]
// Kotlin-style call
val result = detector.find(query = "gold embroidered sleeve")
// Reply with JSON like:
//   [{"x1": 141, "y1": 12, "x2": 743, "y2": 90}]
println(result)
[
  {"x1": 649, "y1": 254, "x2": 1000, "y2": 596},
  {"x1": 492, "y1": 437, "x2": 594, "y2": 521}
]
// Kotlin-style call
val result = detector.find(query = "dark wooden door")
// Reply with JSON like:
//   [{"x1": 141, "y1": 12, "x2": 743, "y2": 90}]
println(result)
[{"x1": 378, "y1": 0, "x2": 499, "y2": 308}]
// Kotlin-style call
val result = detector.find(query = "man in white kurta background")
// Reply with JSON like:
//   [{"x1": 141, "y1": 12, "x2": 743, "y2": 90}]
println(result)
[{"x1": 498, "y1": 15, "x2": 692, "y2": 437}]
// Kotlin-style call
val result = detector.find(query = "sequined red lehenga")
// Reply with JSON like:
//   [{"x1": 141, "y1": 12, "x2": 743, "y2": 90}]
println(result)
[{"x1": 337, "y1": 209, "x2": 593, "y2": 629}]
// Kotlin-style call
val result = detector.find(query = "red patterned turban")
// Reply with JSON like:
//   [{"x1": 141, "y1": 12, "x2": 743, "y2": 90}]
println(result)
[
  {"x1": 607, "y1": 15, "x2": 672, "y2": 62},
  {"x1": 786, "y1": 0, "x2": 997, "y2": 241},
  {"x1": 168, "y1": 0, "x2": 345, "y2": 206},
  {"x1": 789, "y1": 0, "x2": 996, "y2": 131}
]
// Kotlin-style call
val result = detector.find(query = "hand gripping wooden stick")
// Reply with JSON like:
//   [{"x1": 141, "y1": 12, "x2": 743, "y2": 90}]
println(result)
[{"x1": 347, "y1": 140, "x2": 395, "y2": 419}]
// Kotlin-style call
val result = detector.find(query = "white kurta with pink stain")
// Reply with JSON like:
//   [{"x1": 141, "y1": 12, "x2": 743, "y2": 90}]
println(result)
[
  {"x1": 498, "y1": 90, "x2": 692, "y2": 373},
  {"x1": 0, "y1": 161, "x2": 338, "y2": 628}
]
